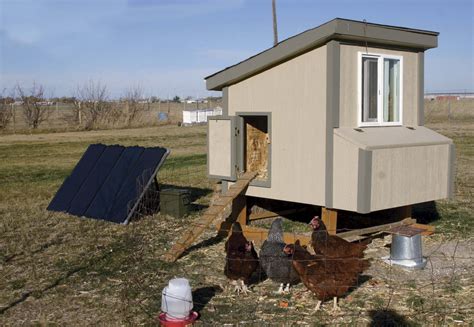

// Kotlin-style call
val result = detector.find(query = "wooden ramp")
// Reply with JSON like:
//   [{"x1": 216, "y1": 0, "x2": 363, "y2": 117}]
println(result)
[{"x1": 161, "y1": 172, "x2": 257, "y2": 262}]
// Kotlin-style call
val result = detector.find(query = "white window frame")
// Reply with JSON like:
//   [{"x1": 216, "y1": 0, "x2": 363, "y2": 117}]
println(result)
[{"x1": 357, "y1": 52, "x2": 403, "y2": 127}]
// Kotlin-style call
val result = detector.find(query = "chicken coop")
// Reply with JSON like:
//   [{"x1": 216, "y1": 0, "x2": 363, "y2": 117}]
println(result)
[{"x1": 205, "y1": 18, "x2": 455, "y2": 233}]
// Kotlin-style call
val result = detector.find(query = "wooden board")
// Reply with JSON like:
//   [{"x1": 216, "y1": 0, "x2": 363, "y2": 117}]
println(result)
[
  {"x1": 410, "y1": 223, "x2": 435, "y2": 236},
  {"x1": 321, "y1": 207, "x2": 338, "y2": 235},
  {"x1": 248, "y1": 207, "x2": 307, "y2": 221},
  {"x1": 161, "y1": 171, "x2": 256, "y2": 262},
  {"x1": 336, "y1": 218, "x2": 416, "y2": 238}
]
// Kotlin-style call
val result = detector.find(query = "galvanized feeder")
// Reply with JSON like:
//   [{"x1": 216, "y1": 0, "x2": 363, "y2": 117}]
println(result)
[{"x1": 383, "y1": 225, "x2": 427, "y2": 269}]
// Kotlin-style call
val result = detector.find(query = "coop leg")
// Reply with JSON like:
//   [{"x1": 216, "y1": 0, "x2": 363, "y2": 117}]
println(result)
[
  {"x1": 322, "y1": 207, "x2": 338, "y2": 235},
  {"x1": 234, "y1": 195, "x2": 247, "y2": 227}
]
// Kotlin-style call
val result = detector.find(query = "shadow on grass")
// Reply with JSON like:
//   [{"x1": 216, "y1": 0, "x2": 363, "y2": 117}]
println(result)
[
  {"x1": 179, "y1": 234, "x2": 225, "y2": 260},
  {"x1": 160, "y1": 183, "x2": 213, "y2": 212},
  {"x1": 368, "y1": 309, "x2": 414, "y2": 327},
  {"x1": 192, "y1": 285, "x2": 223, "y2": 314}
]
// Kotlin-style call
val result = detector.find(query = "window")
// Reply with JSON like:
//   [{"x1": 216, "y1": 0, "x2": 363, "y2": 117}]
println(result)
[{"x1": 358, "y1": 52, "x2": 403, "y2": 126}]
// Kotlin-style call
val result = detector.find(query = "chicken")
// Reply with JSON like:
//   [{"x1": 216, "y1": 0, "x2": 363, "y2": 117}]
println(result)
[
  {"x1": 259, "y1": 218, "x2": 300, "y2": 293},
  {"x1": 284, "y1": 240, "x2": 370, "y2": 311},
  {"x1": 224, "y1": 222, "x2": 259, "y2": 294},
  {"x1": 310, "y1": 216, "x2": 369, "y2": 258}
]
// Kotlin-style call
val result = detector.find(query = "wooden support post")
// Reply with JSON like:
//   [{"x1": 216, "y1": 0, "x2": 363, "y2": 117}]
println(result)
[
  {"x1": 234, "y1": 195, "x2": 247, "y2": 226},
  {"x1": 399, "y1": 205, "x2": 412, "y2": 219},
  {"x1": 217, "y1": 194, "x2": 247, "y2": 237},
  {"x1": 321, "y1": 207, "x2": 338, "y2": 235}
]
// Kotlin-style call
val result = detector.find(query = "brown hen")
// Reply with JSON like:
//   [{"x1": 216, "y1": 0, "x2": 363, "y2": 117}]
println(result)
[
  {"x1": 310, "y1": 216, "x2": 370, "y2": 258},
  {"x1": 224, "y1": 222, "x2": 259, "y2": 294},
  {"x1": 284, "y1": 240, "x2": 370, "y2": 311}
]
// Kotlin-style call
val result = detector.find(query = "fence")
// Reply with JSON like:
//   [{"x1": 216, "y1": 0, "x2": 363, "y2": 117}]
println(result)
[{"x1": 0, "y1": 99, "x2": 222, "y2": 132}]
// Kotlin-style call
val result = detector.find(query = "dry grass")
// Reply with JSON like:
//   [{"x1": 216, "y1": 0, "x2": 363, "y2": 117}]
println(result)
[{"x1": 0, "y1": 103, "x2": 473, "y2": 325}]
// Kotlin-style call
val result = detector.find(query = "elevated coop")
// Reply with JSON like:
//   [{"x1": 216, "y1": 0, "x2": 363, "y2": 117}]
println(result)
[{"x1": 163, "y1": 18, "x2": 451, "y2": 261}]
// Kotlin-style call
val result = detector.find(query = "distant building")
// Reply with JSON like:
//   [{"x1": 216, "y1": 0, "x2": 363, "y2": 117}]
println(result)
[
  {"x1": 424, "y1": 92, "x2": 474, "y2": 100},
  {"x1": 182, "y1": 107, "x2": 222, "y2": 125}
]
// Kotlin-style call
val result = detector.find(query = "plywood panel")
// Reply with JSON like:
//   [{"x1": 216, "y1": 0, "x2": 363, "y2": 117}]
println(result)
[
  {"x1": 370, "y1": 144, "x2": 450, "y2": 211},
  {"x1": 228, "y1": 45, "x2": 327, "y2": 205},
  {"x1": 332, "y1": 133, "x2": 360, "y2": 211},
  {"x1": 339, "y1": 44, "x2": 419, "y2": 127},
  {"x1": 208, "y1": 119, "x2": 232, "y2": 178}
]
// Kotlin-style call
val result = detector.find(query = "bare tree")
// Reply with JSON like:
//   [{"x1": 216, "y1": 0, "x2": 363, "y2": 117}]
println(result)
[
  {"x1": 0, "y1": 88, "x2": 14, "y2": 130},
  {"x1": 16, "y1": 83, "x2": 50, "y2": 129},
  {"x1": 123, "y1": 85, "x2": 147, "y2": 127},
  {"x1": 74, "y1": 80, "x2": 114, "y2": 130}
]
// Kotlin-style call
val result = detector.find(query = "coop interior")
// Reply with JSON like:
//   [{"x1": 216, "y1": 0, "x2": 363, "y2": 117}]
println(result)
[{"x1": 243, "y1": 115, "x2": 269, "y2": 182}]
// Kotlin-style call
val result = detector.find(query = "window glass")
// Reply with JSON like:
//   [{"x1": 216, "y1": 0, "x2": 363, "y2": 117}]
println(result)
[
  {"x1": 383, "y1": 58, "x2": 400, "y2": 122},
  {"x1": 361, "y1": 57, "x2": 378, "y2": 122}
]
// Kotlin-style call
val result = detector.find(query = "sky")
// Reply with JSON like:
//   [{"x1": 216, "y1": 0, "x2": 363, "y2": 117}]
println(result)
[{"x1": 0, "y1": 0, "x2": 473, "y2": 98}]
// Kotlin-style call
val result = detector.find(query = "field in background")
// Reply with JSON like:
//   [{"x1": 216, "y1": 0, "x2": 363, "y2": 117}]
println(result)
[
  {"x1": 2, "y1": 98, "x2": 470, "y2": 134},
  {"x1": 0, "y1": 101, "x2": 472, "y2": 325},
  {"x1": 1, "y1": 100, "x2": 222, "y2": 133}
]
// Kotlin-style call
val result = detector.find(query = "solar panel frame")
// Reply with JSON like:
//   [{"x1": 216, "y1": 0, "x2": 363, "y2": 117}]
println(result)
[
  {"x1": 106, "y1": 147, "x2": 170, "y2": 224},
  {"x1": 123, "y1": 148, "x2": 170, "y2": 224}
]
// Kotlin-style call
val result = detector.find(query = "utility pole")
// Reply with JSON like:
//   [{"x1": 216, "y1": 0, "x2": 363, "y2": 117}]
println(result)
[{"x1": 272, "y1": 0, "x2": 278, "y2": 46}]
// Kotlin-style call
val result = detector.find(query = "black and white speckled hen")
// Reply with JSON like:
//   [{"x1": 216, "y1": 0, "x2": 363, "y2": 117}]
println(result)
[
  {"x1": 224, "y1": 222, "x2": 259, "y2": 294},
  {"x1": 259, "y1": 218, "x2": 300, "y2": 293}
]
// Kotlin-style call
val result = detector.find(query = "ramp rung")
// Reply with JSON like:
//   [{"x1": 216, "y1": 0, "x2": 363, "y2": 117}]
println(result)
[{"x1": 161, "y1": 172, "x2": 256, "y2": 262}]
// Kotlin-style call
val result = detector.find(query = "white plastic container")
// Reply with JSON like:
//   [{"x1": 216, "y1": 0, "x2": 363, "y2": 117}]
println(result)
[{"x1": 161, "y1": 278, "x2": 193, "y2": 320}]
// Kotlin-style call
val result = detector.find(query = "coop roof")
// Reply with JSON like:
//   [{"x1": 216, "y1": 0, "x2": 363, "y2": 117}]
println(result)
[{"x1": 205, "y1": 18, "x2": 438, "y2": 91}]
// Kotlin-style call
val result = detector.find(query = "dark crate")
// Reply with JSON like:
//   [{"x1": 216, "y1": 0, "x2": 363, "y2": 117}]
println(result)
[{"x1": 160, "y1": 188, "x2": 191, "y2": 218}]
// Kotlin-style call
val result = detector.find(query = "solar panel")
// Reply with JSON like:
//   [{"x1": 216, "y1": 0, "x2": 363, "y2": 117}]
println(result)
[
  {"x1": 84, "y1": 146, "x2": 144, "y2": 220},
  {"x1": 47, "y1": 144, "x2": 106, "y2": 212},
  {"x1": 47, "y1": 144, "x2": 169, "y2": 224},
  {"x1": 107, "y1": 147, "x2": 169, "y2": 224}
]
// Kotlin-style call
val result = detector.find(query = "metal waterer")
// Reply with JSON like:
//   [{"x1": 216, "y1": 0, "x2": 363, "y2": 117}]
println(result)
[{"x1": 383, "y1": 225, "x2": 427, "y2": 269}]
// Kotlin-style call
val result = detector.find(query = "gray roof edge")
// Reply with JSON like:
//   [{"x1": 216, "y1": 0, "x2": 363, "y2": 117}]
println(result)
[{"x1": 205, "y1": 18, "x2": 439, "y2": 91}]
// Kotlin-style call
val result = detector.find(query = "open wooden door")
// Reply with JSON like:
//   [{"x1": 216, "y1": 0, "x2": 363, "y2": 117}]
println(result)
[{"x1": 208, "y1": 116, "x2": 239, "y2": 181}]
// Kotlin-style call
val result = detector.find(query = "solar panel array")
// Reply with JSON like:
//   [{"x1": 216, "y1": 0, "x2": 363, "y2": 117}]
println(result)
[{"x1": 47, "y1": 144, "x2": 169, "y2": 224}]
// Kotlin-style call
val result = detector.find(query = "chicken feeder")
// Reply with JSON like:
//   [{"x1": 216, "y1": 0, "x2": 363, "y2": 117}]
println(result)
[
  {"x1": 383, "y1": 226, "x2": 427, "y2": 269},
  {"x1": 159, "y1": 278, "x2": 198, "y2": 326}
]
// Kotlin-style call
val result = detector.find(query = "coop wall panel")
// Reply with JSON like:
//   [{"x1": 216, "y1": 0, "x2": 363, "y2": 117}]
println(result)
[
  {"x1": 47, "y1": 144, "x2": 106, "y2": 212},
  {"x1": 228, "y1": 45, "x2": 328, "y2": 205},
  {"x1": 370, "y1": 144, "x2": 451, "y2": 211},
  {"x1": 339, "y1": 44, "x2": 420, "y2": 127},
  {"x1": 332, "y1": 133, "x2": 360, "y2": 212}
]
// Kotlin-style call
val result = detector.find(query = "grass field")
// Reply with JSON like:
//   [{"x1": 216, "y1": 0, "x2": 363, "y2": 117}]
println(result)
[{"x1": 0, "y1": 106, "x2": 473, "y2": 325}]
